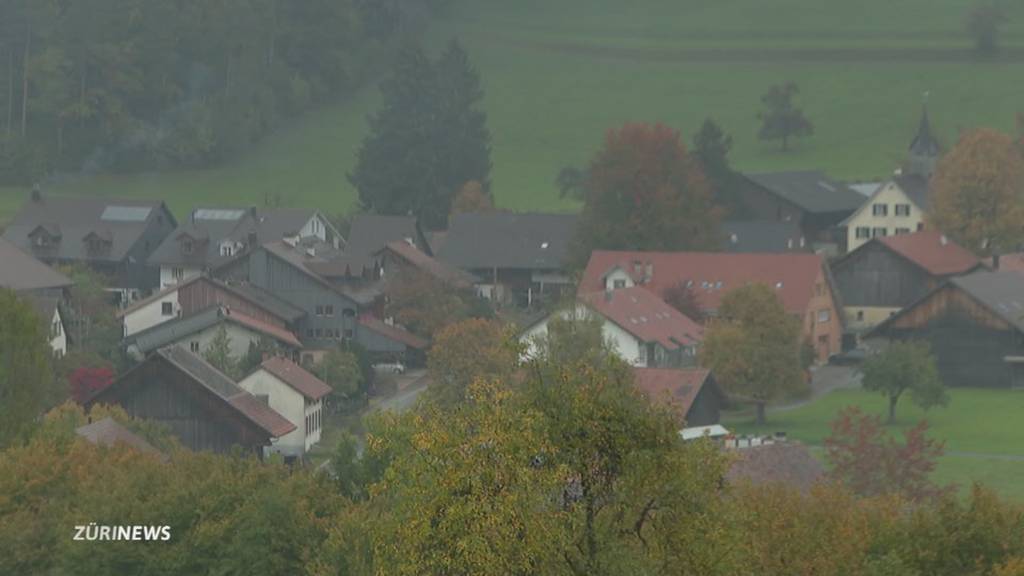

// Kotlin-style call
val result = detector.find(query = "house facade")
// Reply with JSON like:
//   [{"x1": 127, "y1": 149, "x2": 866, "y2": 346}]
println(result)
[
  {"x1": 581, "y1": 251, "x2": 843, "y2": 362},
  {"x1": 520, "y1": 287, "x2": 703, "y2": 368},
  {"x1": 237, "y1": 356, "x2": 331, "y2": 459},
  {"x1": 87, "y1": 346, "x2": 295, "y2": 454},
  {"x1": 3, "y1": 192, "x2": 176, "y2": 301},
  {"x1": 843, "y1": 177, "x2": 928, "y2": 252},
  {"x1": 833, "y1": 231, "x2": 980, "y2": 333},
  {"x1": 868, "y1": 270, "x2": 1024, "y2": 388}
]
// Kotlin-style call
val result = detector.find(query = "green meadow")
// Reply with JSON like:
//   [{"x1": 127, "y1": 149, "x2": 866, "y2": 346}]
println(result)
[
  {"x1": 727, "y1": 387, "x2": 1024, "y2": 502},
  {"x1": 3, "y1": 0, "x2": 1024, "y2": 224}
]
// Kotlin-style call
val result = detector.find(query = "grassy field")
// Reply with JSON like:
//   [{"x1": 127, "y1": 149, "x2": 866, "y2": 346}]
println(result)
[
  {"x1": 726, "y1": 387, "x2": 1024, "y2": 501},
  {"x1": 4, "y1": 0, "x2": 1024, "y2": 223}
]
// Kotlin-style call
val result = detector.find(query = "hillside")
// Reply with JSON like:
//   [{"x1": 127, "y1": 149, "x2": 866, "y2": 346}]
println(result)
[{"x1": 3, "y1": 0, "x2": 1024, "y2": 222}]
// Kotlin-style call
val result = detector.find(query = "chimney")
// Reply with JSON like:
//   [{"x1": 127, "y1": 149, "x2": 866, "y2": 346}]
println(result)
[
  {"x1": 940, "y1": 235, "x2": 948, "y2": 246},
  {"x1": 730, "y1": 233, "x2": 738, "y2": 245},
  {"x1": 645, "y1": 261, "x2": 653, "y2": 281},
  {"x1": 403, "y1": 236, "x2": 414, "y2": 247},
  {"x1": 30, "y1": 183, "x2": 41, "y2": 202},
  {"x1": 993, "y1": 251, "x2": 1001, "y2": 270}
]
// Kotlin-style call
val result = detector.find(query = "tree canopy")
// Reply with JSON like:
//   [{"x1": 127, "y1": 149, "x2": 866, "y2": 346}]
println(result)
[
  {"x1": 426, "y1": 318, "x2": 520, "y2": 407},
  {"x1": 569, "y1": 122, "x2": 722, "y2": 268},
  {"x1": 862, "y1": 340, "x2": 948, "y2": 424},
  {"x1": 929, "y1": 128, "x2": 1024, "y2": 256},
  {"x1": 0, "y1": 289, "x2": 58, "y2": 447},
  {"x1": 757, "y1": 81, "x2": 814, "y2": 151}
]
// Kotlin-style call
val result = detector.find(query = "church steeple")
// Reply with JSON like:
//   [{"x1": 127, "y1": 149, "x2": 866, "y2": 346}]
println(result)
[{"x1": 907, "y1": 100, "x2": 940, "y2": 178}]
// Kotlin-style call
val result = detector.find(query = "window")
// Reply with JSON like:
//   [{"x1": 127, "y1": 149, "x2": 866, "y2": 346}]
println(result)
[
  {"x1": 871, "y1": 227, "x2": 887, "y2": 238},
  {"x1": 52, "y1": 320, "x2": 62, "y2": 338},
  {"x1": 895, "y1": 227, "x2": 911, "y2": 235},
  {"x1": 895, "y1": 203, "x2": 911, "y2": 217},
  {"x1": 189, "y1": 341, "x2": 200, "y2": 353},
  {"x1": 315, "y1": 305, "x2": 324, "y2": 317},
  {"x1": 306, "y1": 329, "x2": 314, "y2": 338},
  {"x1": 314, "y1": 328, "x2": 323, "y2": 338},
  {"x1": 637, "y1": 344, "x2": 647, "y2": 365},
  {"x1": 917, "y1": 222, "x2": 925, "y2": 231},
  {"x1": 817, "y1": 309, "x2": 830, "y2": 323},
  {"x1": 325, "y1": 305, "x2": 334, "y2": 317},
  {"x1": 220, "y1": 243, "x2": 234, "y2": 257},
  {"x1": 613, "y1": 279, "x2": 626, "y2": 289},
  {"x1": 343, "y1": 328, "x2": 354, "y2": 340},
  {"x1": 161, "y1": 302, "x2": 173, "y2": 316},
  {"x1": 872, "y1": 203, "x2": 888, "y2": 216},
  {"x1": 856, "y1": 310, "x2": 864, "y2": 321},
  {"x1": 172, "y1": 267, "x2": 184, "y2": 281},
  {"x1": 855, "y1": 227, "x2": 871, "y2": 239}
]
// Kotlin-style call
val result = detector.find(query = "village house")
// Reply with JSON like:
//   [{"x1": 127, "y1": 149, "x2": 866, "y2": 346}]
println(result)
[
  {"x1": 213, "y1": 240, "x2": 424, "y2": 365},
  {"x1": 148, "y1": 206, "x2": 340, "y2": 289},
  {"x1": 0, "y1": 236, "x2": 73, "y2": 357},
  {"x1": 520, "y1": 286, "x2": 704, "y2": 368},
  {"x1": 438, "y1": 211, "x2": 578, "y2": 307},
  {"x1": 720, "y1": 220, "x2": 808, "y2": 253},
  {"x1": 118, "y1": 274, "x2": 305, "y2": 338},
  {"x1": 632, "y1": 367, "x2": 724, "y2": 428},
  {"x1": 736, "y1": 171, "x2": 865, "y2": 254},
  {"x1": 3, "y1": 192, "x2": 176, "y2": 302},
  {"x1": 237, "y1": 356, "x2": 332, "y2": 460},
  {"x1": 833, "y1": 230, "x2": 981, "y2": 334},
  {"x1": 124, "y1": 305, "x2": 303, "y2": 361},
  {"x1": 868, "y1": 270, "x2": 1024, "y2": 389},
  {"x1": 579, "y1": 251, "x2": 843, "y2": 361},
  {"x1": 87, "y1": 346, "x2": 295, "y2": 455}
]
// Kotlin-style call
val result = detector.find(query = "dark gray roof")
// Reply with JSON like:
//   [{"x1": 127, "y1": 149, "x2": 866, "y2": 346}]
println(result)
[
  {"x1": 438, "y1": 212, "x2": 578, "y2": 270},
  {"x1": 76, "y1": 417, "x2": 161, "y2": 455},
  {"x1": 148, "y1": 207, "x2": 322, "y2": 268},
  {"x1": 127, "y1": 304, "x2": 301, "y2": 354},
  {"x1": 950, "y1": 271, "x2": 1024, "y2": 333},
  {"x1": 224, "y1": 282, "x2": 306, "y2": 323},
  {"x1": 745, "y1": 171, "x2": 865, "y2": 214},
  {"x1": 24, "y1": 294, "x2": 60, "y2": 326},
  {"x1": 334, "y1": 214, "x2": 430, "y2": 274},
  {"x1": 910, "y1": 107, "x2": 941, "y2": 157},
  {"x1": 893, "y1": 174, "x2": 930, "y2": 212},
  {"x1": 721, "y1": 220, "x2": 807, "y2": 253},
  {"x1": 3, "y1": 194, "x2": 172, "y2": 264},
  {"x1": 0, "y1": 237, "x2": 72, "y2": 291}
]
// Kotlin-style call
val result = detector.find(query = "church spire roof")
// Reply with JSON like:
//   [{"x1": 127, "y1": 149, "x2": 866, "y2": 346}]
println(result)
[{"x1": 909, "y1": 105, "x2": 940, "y2": 157}]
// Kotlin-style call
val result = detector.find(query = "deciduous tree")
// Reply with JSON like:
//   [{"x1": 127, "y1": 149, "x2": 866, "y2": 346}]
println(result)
[
  {"x1": 662, "y1": 280, "x2": 706, "y2": 323},
  {"x1": 0, "y1": 289, "x2": 57, "y2": 446},
  {"x1": 203, "y1": 325, "x2": 238, "y2": 379},
  {"x1": 699, "y1": 283, "x2": 804, "y2": 424},
  {"x1": 528, "y1": 310, "x2": 614, "y2": 367},
  {"x1": 570, "y1": 122, "x2": 722, "y2": 268},
  {"x1": 966, "y1": 0, "x2": 1006, "y2": 55},
  {"x1": 929, "y1": 128, "x2": 1024, "y2": 255},
  {"x1": 450, "y1": 179, "x2": 493, "y2": 216},
  {"x1": 383, "y1": 267, "x2": 490, "y2": 339},
  {"x1": 316, "y1": 347, "x2": 364, "y2": 407},
  {"x1": 825, "y1": 406, "x2": 950, "y2": 503},
  {"x1": 757, "y1": 81, "x2": 814, "y2": 151},
  {"x1": 426, "y1": 318, "x2": 519, "y2": 407},
  {"x1": 862, "y1": 340, "x2": 948, "y2": 424}
]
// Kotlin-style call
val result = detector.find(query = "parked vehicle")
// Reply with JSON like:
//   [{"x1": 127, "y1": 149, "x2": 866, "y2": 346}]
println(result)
[{"x1": 373, "y1": 362, "x2": 406, "y2": 375}]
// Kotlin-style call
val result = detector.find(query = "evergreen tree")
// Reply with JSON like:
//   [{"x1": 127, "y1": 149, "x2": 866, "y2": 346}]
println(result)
[
  {"x1": 350, "y1": 40, "x2": 491, "y2": 230},
  {"x1": 203, "y1": 325, "x2": 238, "y2": 379},
  {"x1": 692, "y1": 117, "x2": 747, "y2": 218}
]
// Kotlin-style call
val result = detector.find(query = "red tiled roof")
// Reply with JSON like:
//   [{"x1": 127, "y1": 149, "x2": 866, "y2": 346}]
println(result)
[
  {"x1": 75, "y1": 417, "x2": 161, "y2": 455},
  {"x1": 383, "y1": 240, "x2": 477, "y2": 288},
  {"x1": 632, "y1": 367, "x2": 711, "y2": 417},
  {"x1": 260, "y1": 356, "x2": 332, "y2": 400},
  {"x1": 579, "y1": 251, "x2": 826, "y2": 315},
  {"x1": 227, "y1": 392, "x2": 297, "y2": 438},
  {"x1": 358, "y1": 314, "x2": 429, "y2": 349},
  {"x1": 227, "y1": 308, "x2": 302, "y2": 349},
  {"x1": 580, "y1": 286, "x2": 703, "y2": 349},
  {"x1": 877, "y1": 230, "x2": 980, "y2": 276}
]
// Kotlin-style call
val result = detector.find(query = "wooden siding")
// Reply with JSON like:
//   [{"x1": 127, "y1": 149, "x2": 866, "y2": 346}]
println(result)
[
  {"x1": 834, "y1": 242, "x2": 934, "y2": 308},
  {"x1": 179, "y1": 277, "x2": 287, "y2": 329},
  {"x1": 100, "y1": 358, "x2": 269, "y2": 453},
  {"x1": 684, "y1": 378, "x2": 722, "y2": 428}
]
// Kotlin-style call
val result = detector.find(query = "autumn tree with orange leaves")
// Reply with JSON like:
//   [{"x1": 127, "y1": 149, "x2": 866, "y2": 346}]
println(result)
[
  {"x1": 570, "y1": 123, "x2": 722, "y2": 268},
  {"x1": 930, "y1": 128, "x2": 1024, "y2": 256}
]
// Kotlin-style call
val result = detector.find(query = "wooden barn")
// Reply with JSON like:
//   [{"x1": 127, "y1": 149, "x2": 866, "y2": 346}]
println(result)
[
  {"x1": 632, "y1": 367, "x2": 724, "y2": 427},
  {"x1": 868, "y1": 270, "x2": 1024, "y2": 388},
  {"x1": 87, "y1": 346, "x2": 295, "y2": 454}
]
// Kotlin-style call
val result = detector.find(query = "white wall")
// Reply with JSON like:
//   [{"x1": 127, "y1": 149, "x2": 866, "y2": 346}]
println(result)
[
  {"x1": 178, "y1": 322, "x2": 264, "y2": 359},
  {"x1": 124, "y1": 290, "x2": 181, "y2": 337},
  {"x1": 159, "y1": 266, "x2": 200, "y2": 290},
  {"x1": 846, "y1": 181, "x2": 925, "y2": 252},
  {"x1": 520, "y1": 304, "x2": 644, "y2": 366},
  {"x1": 49, "y1": 308, "x2": 67, "y2": 358},
  {"x1": 237, "y1": 370, "x2": 309, "y2": 457},
  {"x1": 299, "y1": 214, "x2": 329, "y2": 243}
]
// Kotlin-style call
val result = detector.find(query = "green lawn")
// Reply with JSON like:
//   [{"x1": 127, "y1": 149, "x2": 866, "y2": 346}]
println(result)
[
  {"x1": 725, "y1": 388, "x2": 1024, "y2": 502},
  {"x1": 5, "y1": 0, "x2": 1024, "y2": 222}
]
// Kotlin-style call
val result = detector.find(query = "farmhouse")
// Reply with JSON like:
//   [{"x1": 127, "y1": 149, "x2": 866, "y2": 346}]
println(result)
[
  {"x1": 87, "y1": 346, "x2": 295, "y2": 455},
  {"x1": 520, "y1": 286, "x2": 703, "y2": 368},
  {"x1": 238, "y1": 356, "x2": 331, "y2": 460},
  {"x1": 868, "y1": 270, "x2": 1024, "y2": 388},
  {"x1": 737, "y1": 171, "x2": 864, "y2": 254},
  {"x1": 632, "y1": 367, "x2": 723, "y2": 428},
  {"x1": 833, "y1": 230, "x2": 981, "y2": 333},
  {"x1": 579, "y1": 251, "x2": 843, "y2": 361},
  {"x1": 148, "y1": 206, "x2": 340, "y2": 289},
  {"x1": 438, "y1": 211, "x2": 578, "y2": 307},
  {"x1": 124, "y1": 305, "x2": 303, "y2": 360},
  {"x1": 2, "y1": 192, "x2": 176, "y2": 301}
]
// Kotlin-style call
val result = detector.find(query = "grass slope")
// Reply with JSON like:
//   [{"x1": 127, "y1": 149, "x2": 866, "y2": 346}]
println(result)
[
  {"x1": 725, "y1": 388, "x2": 1024, "y2": 501},
  {"x1": 4, "y1": 0, "x2": 1024, "y2": 221}
]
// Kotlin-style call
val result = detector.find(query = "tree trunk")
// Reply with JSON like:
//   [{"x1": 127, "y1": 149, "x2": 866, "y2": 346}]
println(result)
[
  {"x1": 6, "y1": 48, "x2": 13, "y2": 135},
  {"x1": 888, "y1": 394, "x2": 898, "y2": 425},
  {"x1": 21, "y1": 21, "x2": 31, "y2": 137},
  {"x1": 755, "y1": 401, "x2": 767, "y2": 425}
]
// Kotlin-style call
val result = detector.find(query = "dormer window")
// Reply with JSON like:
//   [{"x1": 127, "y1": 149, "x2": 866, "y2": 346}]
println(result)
[
  {"x1": 220, "y1": 242, "x2": 235, "y2": 257},
  {"x1": 182, "y1": 239, "x2": 193, "y2": 255}
]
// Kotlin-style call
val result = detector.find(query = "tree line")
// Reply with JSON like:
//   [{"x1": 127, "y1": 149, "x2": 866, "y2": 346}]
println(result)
[{"x1": 0, "y1": 0, "x2": 448, "y2": 185}]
